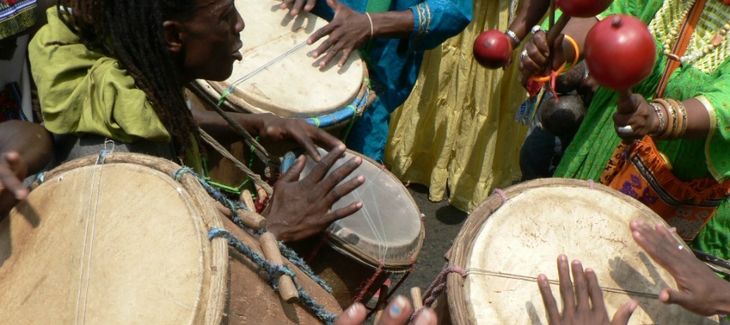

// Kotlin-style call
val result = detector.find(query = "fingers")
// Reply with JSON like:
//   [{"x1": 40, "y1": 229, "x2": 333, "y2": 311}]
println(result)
[
  {"x1": 304, "y1": 144, "x2": 345, "y2": 183},
  {"x1": 291, "y1": 128, "x2": 321, "y2": 162},
  {"x1": 630, "y1": 220, "x2": 685, "y2": 273},
  {"x1": 326, "y1": 201, "x2": 363, "y2": 223},
  {"x1": 319, "y1": 44, "x2": 344, "y2": 69},
  {"x1": 658, "y1": 288, "x2": 692, "y2": 307},
  {"x1": 289, "y1": 0, "x2": 305, "y2": 15},
  {"x1": 611, "y1": 300, "x2": 638, "y2": 325},
  {"x1": 0, "y1": 152, "x2": 28, "y2": 200},
  {"x1": 337, "y1": 48, "x2": 353, "y2": 68},
  {"x1": 537, "y1": 274, "x2": 561, "y2": 325},
  {"x1": 333, "y1": 303, "x2": 367, "y2": 325},
  {"x1": 557, "y1": 255, "x2": 576, "y2": 316},
  {"x1": 304, "y1": 0, "x2": 316, "y2": 11},
  {"x1": 279, "y1": 156, "x2": 306, "y2": 182},
  {"x1": 312, "y1": 127, "x2": 344, "y2": 153},
  {"x1": 308, "y1": 24, "x2": 335, "y2": 46},
  {"x1": 325, "y1": 174, "x2": 364, "y2": 206},
  {"x1": 585, "y1": 268, "x2": 607, "y2": 314},
  {"x1": 616, "y1": 91, "x2": 640, "y2": 115},
  {"x1": 571, "y1": 260, "x2": 590, "y2": 312},
  {"x1": 320, "y1": 155, "x2": 362, "y2": 193},
  {"x1": 412, "y1": 308, "x2": 437, "y2": 325},
  {"x1": 377, "y1": 296, "x2": 413, "y2": 325}
]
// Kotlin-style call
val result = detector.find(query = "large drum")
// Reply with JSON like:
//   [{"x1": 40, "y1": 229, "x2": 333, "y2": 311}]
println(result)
[
  {"x1": 434, "y1": 179, "x2": 718, "y2": 324},
  {"x1": 192, "y1": 0, "x2": 371, "y2": 134},
  {"x1": 296, "y1": 149, "x2": 425, "y2": 308},
  {"x1": 0, "y1": 152, "x2": 340, "y2": 324}
]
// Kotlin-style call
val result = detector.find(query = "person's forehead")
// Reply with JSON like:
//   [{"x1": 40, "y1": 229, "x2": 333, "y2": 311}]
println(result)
[{"x1": 196, "y1": 0, "x2": 232, "y2": 12}]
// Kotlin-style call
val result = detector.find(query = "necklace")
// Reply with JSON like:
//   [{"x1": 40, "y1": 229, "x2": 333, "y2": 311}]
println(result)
[{"x1": 660, "y1": 1, "x2": 730, "y2": 66}]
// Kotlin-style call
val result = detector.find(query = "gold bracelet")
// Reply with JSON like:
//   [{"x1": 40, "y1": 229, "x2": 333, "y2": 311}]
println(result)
[
  {"x1": 667, "y1": 98, "x2": 688, "y2": 138},
  {"x1": 653, "y1": 98, "x2": 676, "y2": 139},
  {"x1": 649, "y1": 102, "x2": 667, "y2": 136}
]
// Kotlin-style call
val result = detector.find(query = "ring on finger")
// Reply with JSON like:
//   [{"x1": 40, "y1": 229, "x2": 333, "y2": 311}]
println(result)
[
  {"x1": 678, "y1": 244, "x2": 684, "y2": 251},
  {"x1": 520, "y1": 49, "x2": 528, "y2": 60},
  {"x1": 531, "y1": 25, "x2": 543, "y2": 34},
  {"x1": 616, "y1": 125, "x2": 634, "y2": 136}
]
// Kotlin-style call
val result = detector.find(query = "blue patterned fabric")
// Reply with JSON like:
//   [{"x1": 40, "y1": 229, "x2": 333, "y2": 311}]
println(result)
[{"x1": 312, "y1": 0, "x2": 471, "y2": 161}]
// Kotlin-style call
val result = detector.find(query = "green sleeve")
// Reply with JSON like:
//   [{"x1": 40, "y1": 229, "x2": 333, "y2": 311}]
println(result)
[
  {"x1": 596, "y1": 0, "x2": 664, "y2": 23},
  {"x1": 701, "y1": 61, "x2": 730, "y2": 181}
]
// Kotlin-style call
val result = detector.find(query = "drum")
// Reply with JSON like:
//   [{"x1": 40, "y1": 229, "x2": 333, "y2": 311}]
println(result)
[
  {"x1": 295, "y1": 149, "x2": 425, "y2": 308},
  {"x1": 0, "y1": 152, "x2": 340, "y2": 324},
  {"x1": 192, "y1": 0, "x2": 372, "y2": 136},
  {"x1": 431, "y1": 179, "x2": 718, "y2": 324}
]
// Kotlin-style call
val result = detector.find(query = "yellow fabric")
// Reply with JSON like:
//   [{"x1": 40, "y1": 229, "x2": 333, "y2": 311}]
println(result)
[
  {"x1": 385, "y1": 0, "x2": 527, "y2": 212},
  {"x1": 28, "y1": 8, "x2": 170, "y2": 143}
]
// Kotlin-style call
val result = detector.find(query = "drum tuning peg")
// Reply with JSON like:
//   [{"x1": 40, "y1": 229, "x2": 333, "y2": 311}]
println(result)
[
  {"x1": 240, "y1": 189, "x2": 256, "y2": 211},
  {"x1": 410, "y1": 287, "x2": 423, "y2": 310},
  {"x1": 260, "y1": 232, "x2": 299, "y2": 303}
]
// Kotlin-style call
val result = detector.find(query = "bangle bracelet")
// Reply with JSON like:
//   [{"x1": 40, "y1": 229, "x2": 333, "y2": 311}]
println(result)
[
  {"x1": 365, "y1": 12, "x2": 374, "y2": 38},
  {"x1": 562, "y1": 34, "x2": 581, "y2": 67},
  {"x1": 667, "y1": 98, "x2": 688, "y2": 137},
  {"x1": 654, "y1": 98, "x2": 676, "y2": 139},
  {"x1": 505, "y1": 29, "x2": 520, "y2": 45},
  {"x1": 649, "y1": 102, "x2": 667, "y2": 136}
]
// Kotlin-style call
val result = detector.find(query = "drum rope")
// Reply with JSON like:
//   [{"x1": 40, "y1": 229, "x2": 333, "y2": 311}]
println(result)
[
  {"x1": 353, "y1": 265, "x2": 384, "y2": 303},
  {"x1": 198, "y1": 128, "x2": 273, "y2": 195},
  {"x1": 464, "y1": 269, "x2": 661, "y2": 299},
  {"x1": 174, "y1": 167, "x2": 333, "y2": 292},
  {"x1": 208, "y1": 228, "x2": 338, "y2": 325},
  {"x1": 75, "y1": 142, "x2": 114, "y2": 325},
  {"x1": 422, "y1": 264, "x2": 467, "y2": 307}
]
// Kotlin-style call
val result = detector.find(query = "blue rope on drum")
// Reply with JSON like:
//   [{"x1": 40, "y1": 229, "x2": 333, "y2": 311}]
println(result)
[
  {"x1": 174, "y1": 167, "x2": 337, "y2": 324},
  {"x1": 305, "y1": 89, "x2": 369, "y2": 128}
]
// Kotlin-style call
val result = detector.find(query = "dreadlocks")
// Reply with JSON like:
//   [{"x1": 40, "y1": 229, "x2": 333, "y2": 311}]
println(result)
[{"x1": 57, "y1": 0, "x2": 199, "y2": 154}]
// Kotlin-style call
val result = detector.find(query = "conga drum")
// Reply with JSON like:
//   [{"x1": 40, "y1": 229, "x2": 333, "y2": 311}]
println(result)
[
  {"x1": 186, "y1": 0, "x2": 372, "y2": 196},
  {"x1": 0, "y1": 152, "x2": 340, "y2": 324},
  {"x1": 432, "y1": 179, "x2": 719, "y2": 324},
  {"x1": 295, "y1": 149, "x2": 425, "y2": 308}
]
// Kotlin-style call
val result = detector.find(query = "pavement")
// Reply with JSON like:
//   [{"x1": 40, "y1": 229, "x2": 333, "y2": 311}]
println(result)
[{"x1": 392, "y1": 185, "x2": 469, "y2": 298}]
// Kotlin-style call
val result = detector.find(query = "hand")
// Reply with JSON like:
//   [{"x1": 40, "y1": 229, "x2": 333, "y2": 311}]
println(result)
[
  {"x1": 0, "y1": 152, "x2": 29, "y2": 216},
  {"x1": 538, "y1": 255, "x2": 638, "y2": 325},
  {"x1": 254, "y1": 113, "x2": 343, "y2": 161},
  {"x1": 279, "y1": 0, "x2": 317, "y2": 16},
  {"x1": 630, "y1": 220, "x2": 730, "y2": 316},
  {"x1": 519, "y1": 30, "x2": 567, "y2": 87},
  {"x1": 613, "y1": 90, "x2": 658, "y2": 141},
  {"x1": 334, "y1": 296, "x2": 437, "y2": 325},
  {"x1": 264, "y1": 145, "x2": 364, "y2": 242},
  {"x1": 307, "y1": 0, "x2": 370, "y2": 69}
]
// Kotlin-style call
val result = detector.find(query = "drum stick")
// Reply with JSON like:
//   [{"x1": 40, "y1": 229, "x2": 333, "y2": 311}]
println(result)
[
  {"x1": 410, "y1": 287, "x2": 423, "y2": 310},
  {"x1": 240, "y1": 189, "x2": 256, "y2": 211},
  {"x1": 260, "y1": 232, "x2": 299, "y2": 302}
]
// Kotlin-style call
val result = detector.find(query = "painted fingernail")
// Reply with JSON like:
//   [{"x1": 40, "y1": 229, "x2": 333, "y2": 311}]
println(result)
[
  {"x1": 356, "y1": 201, "x2": 363, "y2": 208},
  {"x1": 354, "y1": 157, "x2": 362, "y2": 164},
  {"x1": 389, "y1": 296, "x2": 407, "y2": 317},
  {"x1": 357, "y1": 175, "x2": 365, "y2": 182},
  {"x1": 346, "y1": 303, "x2": 363, "y2": 317},
  {"x1": 413, "y1": 309, "x2": 433, "y2": 325},
  {"x1": 558, "y1": 254, "x2": 567, "y2": 262}
]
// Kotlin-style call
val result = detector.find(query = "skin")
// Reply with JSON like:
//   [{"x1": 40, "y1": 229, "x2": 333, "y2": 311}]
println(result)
[
  {"x1": 0, "y1": 121, "x2": 53, "y2": 216},
  {"x1": 537, "y1": 255, "x2": 638, "y2": 325},
  {"x1": 334, "y1": 295, "x2": 437, "y2": 325},
  {"x1": 630, "y1": 220, "x2": 730, "y2": 316},
  {"x1": 519, "y1": 17, "x2": 713, "y2": 141},
  {"x1": 282, "y1": 0, "x2": 413, "y2": 69},
  {"x1": 160, "y1": 0, "x2": 365, "y2": 241},
  {"x1": 506, "y1": 0, "x2": 552, "y2": 48}
]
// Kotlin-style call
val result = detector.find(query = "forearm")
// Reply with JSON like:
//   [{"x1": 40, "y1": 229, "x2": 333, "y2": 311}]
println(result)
[
  {"x1": 560, "y1": 17, "x2": 598, "y2": 63},
  {"x1": 371, "y1": 10, "x2": 414, "y2": 39},
  {"x1": 508, "y1": 0, "x2": 551, "y2": 46},
  {"x1": 192, "y1": 109, "x2": 265, "y2": 140},
  {"x1": 0, "y1": 121, "x2": 52, "y2": 174}
]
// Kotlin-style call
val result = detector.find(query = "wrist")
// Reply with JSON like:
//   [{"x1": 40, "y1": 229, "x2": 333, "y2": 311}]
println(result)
[{"x1": 711, "y1": 281, "x2": 730, "y2": 315}]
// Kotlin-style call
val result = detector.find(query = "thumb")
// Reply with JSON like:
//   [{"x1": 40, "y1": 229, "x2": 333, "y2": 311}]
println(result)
[
  {"x1": 279, "y1": 155, "x2": 306, "y2": 182},
  {"x1": 551, "y1": 34, "x2": 566, "y2": 71},
  {"x1": 326, "y1": 0, "x2": 337, "y2": 9},
  {"x1": 334, "y1": 303, "x2": 367, "y2": 325},
  {"x1": 659, "y1": 287, "x2": 693, "y2": 307},
  {"x1": 611, "y1": 300, "x2": 638, "y2": 325}
]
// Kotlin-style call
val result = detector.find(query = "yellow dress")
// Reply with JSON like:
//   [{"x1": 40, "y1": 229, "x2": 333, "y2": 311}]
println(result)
[{"x1": 385, "y1": 0, "x2": 527, "y2": 212}]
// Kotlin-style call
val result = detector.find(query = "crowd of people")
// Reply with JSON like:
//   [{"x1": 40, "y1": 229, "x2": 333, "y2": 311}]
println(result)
[{"x1": 0, "y1": 0, "x2": 729, "y2": 323}]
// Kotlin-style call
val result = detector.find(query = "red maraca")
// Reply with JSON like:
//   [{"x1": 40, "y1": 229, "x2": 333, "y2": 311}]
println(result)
[
  {"x1": 556, "y1": 0, "x2": 613, "y2": 18},
  {"x1": 584, "y1": 15, "x2": 656, "y2": 90},
  {"x1": 473, "y1": 30, "x2": 513, "y2": 69}
]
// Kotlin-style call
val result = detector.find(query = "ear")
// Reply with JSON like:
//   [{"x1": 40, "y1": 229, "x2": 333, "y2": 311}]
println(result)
[{"x1": 162, "y1": 20, "x2": 186, "y2": 54}]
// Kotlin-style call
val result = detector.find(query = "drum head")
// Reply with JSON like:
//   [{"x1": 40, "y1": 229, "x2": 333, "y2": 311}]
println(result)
[
  {"x1": 447, "y1": 179, "x2": 717, "y2": 325},
  {"x1": 0, "y1": 154, "x2": 228, "y2": 324},
  {"x1": 197, "y1": 0, "x2": 365, "y2": 117},
  {"x1": 301, "y1": 149, "x2": 424, "y2": 269}
]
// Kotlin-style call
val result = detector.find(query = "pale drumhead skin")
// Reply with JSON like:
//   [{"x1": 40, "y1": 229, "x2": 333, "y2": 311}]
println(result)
[
  {"x1": 446, "y1": 179, "x2": 718, "y2": 325},
  {"x1": 198, "y1": 0, "x2": 365, "y2": 117},
  {"x1": 301, "y1": 149, "x2": 424, "y2": 269},
  {"x1": 0, "y1": 157, "x2": 227, "y2": 324}
]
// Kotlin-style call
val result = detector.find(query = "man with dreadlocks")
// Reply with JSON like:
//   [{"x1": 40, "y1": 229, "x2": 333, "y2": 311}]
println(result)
[{"x1": 26, "y1": 0, "x2": 365, "y2": 242}]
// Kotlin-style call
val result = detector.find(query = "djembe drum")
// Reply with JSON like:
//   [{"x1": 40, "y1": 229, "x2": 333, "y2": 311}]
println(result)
[
  {"x1": 427, "y1": 179, "x2": 719, "y2": 324},
  {"x1": 0, "y1": 152, "x2": 340, "y2": 324}
]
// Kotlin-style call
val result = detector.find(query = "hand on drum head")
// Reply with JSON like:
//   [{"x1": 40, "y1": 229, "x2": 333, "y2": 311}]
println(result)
[
  {"x1": 255, "y1": 114, "x2": 343, "y2": 161},
  {"x1": 264, "y1": 145, "x2": 365, "y2": 242},
  {"x1": 335, "y1": 296, "x2": 436, "y2": 325},
  {"x1": 537, "y1": 255, "x2": 638, "y2": 325},
  {"x1": 307, "y1": 0, "x2": 370, "y2": 69},
  {"x1": 630, "y1": 220, "x2": 730, "y2": 316},
  {"x1": 0, "y1": 151, "x2": 29, "y2": 216},
  {"x1": 279, "y1": 0, "x2": 316, "y2": 16}
]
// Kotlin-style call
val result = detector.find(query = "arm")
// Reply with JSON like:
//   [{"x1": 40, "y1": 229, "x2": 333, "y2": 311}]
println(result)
[{"x1": 507, "y1": 0, "x2": 551, "y2": 47}]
